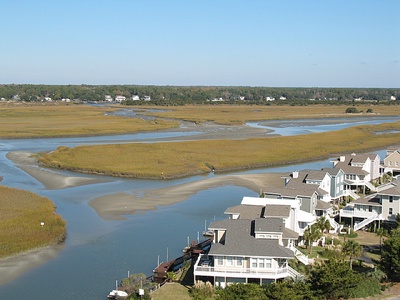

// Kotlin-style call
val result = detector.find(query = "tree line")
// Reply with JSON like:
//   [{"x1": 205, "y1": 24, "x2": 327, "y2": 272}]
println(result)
[{"x1": 0, "y1": 84, "x2": 399, "y2": 105}]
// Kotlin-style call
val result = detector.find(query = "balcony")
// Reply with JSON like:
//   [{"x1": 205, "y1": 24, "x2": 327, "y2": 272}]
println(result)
[
  {"x1": 193, "y1": 255, "x2": 290, "y2": 280},
  {"x1": 340, "y1": 207, "x2": 380, "y2": 219}
]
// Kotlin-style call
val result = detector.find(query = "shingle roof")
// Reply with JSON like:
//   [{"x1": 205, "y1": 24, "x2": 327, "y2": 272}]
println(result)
[
  {"x1": 224, "y1": 205, "x2": 264, "y2": 219},
  {"x1": 208, "y1": 219, "x2": 294, "y2": 258},
  {"x1": 263, "y1": 205, "x2": 291, "y2": 218}
]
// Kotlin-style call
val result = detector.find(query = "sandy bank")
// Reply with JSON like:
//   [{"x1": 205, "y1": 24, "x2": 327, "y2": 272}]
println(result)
[
  {"x1": 0, "y1": 244, "x2": 64, "y2": 285},
  {"x1": 6, "y1": 151, "x2": 110, "y2": 190},
  {"x1": 89, "y1": 172, "x2": 285, "y2": 220}
]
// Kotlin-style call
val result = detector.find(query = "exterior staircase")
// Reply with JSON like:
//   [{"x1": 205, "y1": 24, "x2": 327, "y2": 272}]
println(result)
[
  {"x1": 354, "y1": 212, "x2": 381, "y2": 231},
  {"x1": 328, "y1": 217, "x2": 342, "y2": 234},
  {"x1": 365, "y1": 181, "x2": 377, "y2": 192},
  {"x1": 289, "y1": 246, "x2": 310, "y2": 265},
  {"x1": 288, "y1": 266, "x2": 304, "y2": 280}
]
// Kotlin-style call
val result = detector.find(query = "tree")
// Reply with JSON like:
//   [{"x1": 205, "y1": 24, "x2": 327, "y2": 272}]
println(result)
[
  {"x1": 215, "y1": 283, "x2": 267, "y2": 300},
  {"x1": 309, "y1": 259, "x2": 360, "y2": 299},
  {"x1": 303, "y1": 224, "x2": 322, "y2": 254},
  {"x1": 345, "y1": 107, "x2": 358, "y2": 113},
  {"x1": 380, "y1": 236, "x2": 400, "y2": 281},
  {"x1": 264, "y1": 279, "x2": 317, "y2": 300},
  {"x1": 342, "y1": 240, "x2": 363, "y2": 269},
  {"x1": 316, "y1": 216, "x2": 331, "y2": 234},
  {"x1": 376, "y1": 227, "x2": 388, "y2": 254}
]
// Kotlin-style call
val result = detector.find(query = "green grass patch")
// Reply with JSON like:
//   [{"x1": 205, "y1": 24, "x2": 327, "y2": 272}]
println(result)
[{"x1": 0, "y1": 186, "x2": 66, "y2": 258}]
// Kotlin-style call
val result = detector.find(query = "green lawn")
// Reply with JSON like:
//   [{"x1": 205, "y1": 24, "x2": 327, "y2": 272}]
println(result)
[{"x1": 151, "y1": 283, "x2": 191, "y2": 300}]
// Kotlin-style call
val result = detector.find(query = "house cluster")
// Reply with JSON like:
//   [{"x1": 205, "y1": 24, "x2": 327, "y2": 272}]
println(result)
[
  {"x1": 104, "y1": 95, "x2": 151, "y2": 102},
  {"x1": 193, "y1": 148, "x2": 400, "y2": 288}
]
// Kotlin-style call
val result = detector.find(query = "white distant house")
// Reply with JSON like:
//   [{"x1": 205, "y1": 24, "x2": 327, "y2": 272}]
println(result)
[
  {"x1": 266, "y1": 97, "x2": 275, "y2": 101},
  {"x1": 391, "y1": 96, "x2": 397, "y2": 101},
  {"x1": 105, "y1": 95, "x2": 113, "y2": 102},
  {"x1": 279, "y1": 96, "x2": 287, "y2": 100},
  {"x1": 115, "y1": 95, "x2": 126, "y2": 102},
  {"x1": 142, "y1": 95, "x2": 151, "y2": 101},
  {"x1": 61, "y1": 98, "x2": 71, "y2": 102},
  {"x1": 131, "y1": 95, "x2": 140, "y2": 101},
  {"x1": 44, "y1": 97, "x2": 52, "y2": 102}
]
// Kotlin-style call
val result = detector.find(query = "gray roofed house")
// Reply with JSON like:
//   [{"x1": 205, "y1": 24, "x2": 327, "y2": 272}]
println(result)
[{"x1": 194, "y1": 216, "x2": 299, "y2": 287}]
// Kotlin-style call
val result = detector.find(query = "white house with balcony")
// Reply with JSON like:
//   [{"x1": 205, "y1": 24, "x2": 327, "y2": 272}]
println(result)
[
  {"x1": 331, "y1": 153, "x2": 381, "y2": 194},
  {"x1": 193, "y1": 218, "x2": 300, "y2": 288},
  {"x1": 339, "y1": 178, "x2": 400, "y2": 230}
]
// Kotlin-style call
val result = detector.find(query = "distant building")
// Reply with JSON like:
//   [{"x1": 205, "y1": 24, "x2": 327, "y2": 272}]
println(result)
[
  {"x1": 131, "y1": 95, "x2": 140, "y2": 101},
  {"x1": 266, "y1": 97, "x2": 275, "y2": 101},
  {"x1": 143, "y1": 95, "x2": 151, "y2": 101},
  {"x1": 105, "y1": 95, "x2": 113, "y2": 102},
  {"x1": 279, "y1": 96, "x2": 287, "y2": 100},
  {"x1": 115, "y1": 95, "x2": 126, "y2": 102}
]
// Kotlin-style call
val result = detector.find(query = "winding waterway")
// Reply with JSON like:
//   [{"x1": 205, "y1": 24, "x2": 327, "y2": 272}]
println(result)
[{"x1": 0, "y1": 116, "x2": 397, "y2": 300}]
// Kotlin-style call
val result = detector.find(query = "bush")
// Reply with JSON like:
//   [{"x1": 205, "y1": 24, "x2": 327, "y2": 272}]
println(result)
[
  {"x1": 347, "y1": 273, "x2": 381, "y2": 298},
  {"x1": 189, "y1": 281, "x2": 214, "y2": 300}
]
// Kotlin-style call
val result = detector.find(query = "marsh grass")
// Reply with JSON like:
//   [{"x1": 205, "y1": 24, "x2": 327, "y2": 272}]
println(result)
[
  {"x1": 0, "y1": 186, "x2": 66, "y2": 258},
  {"x1": 0, "y1": 104, "x2": 179, "y2": 138},
  {"x1": 133, "y1": 104, "x2": 400, "y2": 125},
  {"x1": 39, "y1": 121, "x2": 400, "y2": 179}
]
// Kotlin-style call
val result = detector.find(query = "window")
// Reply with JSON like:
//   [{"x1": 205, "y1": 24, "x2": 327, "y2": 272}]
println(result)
[
  {"x1": 389, "y1": 208, "x2": 393, "y2": 215},
  {"x1": 226, "y1": 257, "x2": 234, "y2": 266},
  {"x1": 368, "y1": 205, "x2": 373, "y2": 212},
  {"x1": 216, "y1": 257, "x2": 224, "y2": 266},
  {"x1": 251, "y1": 258, "x2": 257, "y2": 268},
  {"x1": 236, "y1": 257, "x2": 243, "y2": 267},
  {"x1": 251, "y1": 258, "x2": 272, "y2": 269},
  {"x1": 389, "y1": 161, "x2": 392, "y2": 166},
  {"x1": 265, "y1": 259, "x2": 272, "y2": 268},
  {"x1": 396, "y1": 161, "x2": 399, "y2": 167},
  {"x1": 389, "y1": 196, "x2": 393, "y2": 203}
]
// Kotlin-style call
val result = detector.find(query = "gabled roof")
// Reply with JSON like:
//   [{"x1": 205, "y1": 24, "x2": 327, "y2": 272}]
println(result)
[
  {"x1": 352, "y1": 194, "x2": 381, "y2": 206},
  {"x1": 316, "y1": 200, "x2": 331, "y2": 210},
  {"x1": 263, "y1": 204, "x2": 291, "y2": 218},
  {"x1": 377, "y1": 180, "x2": 400, "y2": 196},
  {"x1": 208, "y1": 219, "x2": 295, "y2": 258},
  {"x1": 334, "y1": 160, "x2": 369, "y2": 175},
  {"x1": 224, "y1": 205, "x2": 264, "y2": 219},
  {"x1": 254, "y1": 218, "x2": 284, "y2": 233}
]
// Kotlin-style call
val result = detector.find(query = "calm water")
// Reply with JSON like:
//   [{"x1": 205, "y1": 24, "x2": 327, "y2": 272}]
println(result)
[{"x1": 0, "y1": 117, "x2": 394, "y2": 300}]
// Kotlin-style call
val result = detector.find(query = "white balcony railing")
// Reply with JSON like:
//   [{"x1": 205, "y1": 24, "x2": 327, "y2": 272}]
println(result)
[
  {"x1": 193, "y1": 255, "x2": 291, "y2": 279},
  {"x1": 340, "y1": 208, "x2": 380, "y2": 219}
]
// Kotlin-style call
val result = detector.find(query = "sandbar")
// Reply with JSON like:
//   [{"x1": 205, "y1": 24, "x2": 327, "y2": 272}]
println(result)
[
  {"x1": 6, "y1": 151, "x2": 110, "y2": 190},
  {"x1": 0, "y1": 244, "x2": 64, "y2": 285},
  {"x1": 89, "y1": 172, "x2": 285, "y2": 220}
]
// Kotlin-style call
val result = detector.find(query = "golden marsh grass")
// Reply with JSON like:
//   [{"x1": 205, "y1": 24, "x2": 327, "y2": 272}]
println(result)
[
  {"x1": 133, "y1": 104, "x2": 400, "y2": 125},
  {"x1": 39, "y1": 122, "x2": 400, "y2": 179},
  {"x1": 0, "y1": 104, "x2": 179, "y2": 138},
  {"x1": 0, "y1": 186, "x2": 66, "y2": 258}
]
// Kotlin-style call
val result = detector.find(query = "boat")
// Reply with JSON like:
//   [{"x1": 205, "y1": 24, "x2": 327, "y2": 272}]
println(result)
[
  {"x1": 107, "y1": 289, "x2": 128, "y2": 299},
  {"x1": 202, "y1": 230, "x2": 214, "y2": 237}
]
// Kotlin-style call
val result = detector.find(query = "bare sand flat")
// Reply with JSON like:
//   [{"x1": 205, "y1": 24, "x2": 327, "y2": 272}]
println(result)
[
  {"x1": 6, "y1": 151, "x2": 109, "y2": 190},
  {"x1": 0, "y1": 244, "x2": 64, "y2": 285},
  {"x1": 89, "y1": 172, "x2": 285, "y2": 220}
]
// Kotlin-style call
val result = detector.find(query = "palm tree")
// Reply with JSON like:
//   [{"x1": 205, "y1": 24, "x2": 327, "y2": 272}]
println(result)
[
  {"x1": 342, "y1": 240, "x2": 362, "y2": 269},
  {"x1": 376, "y1": 227, "x2": 387, "y2": 254},
  {"x1": 303, "y1": 224, "x2": 322, "y2": 254},
  {"x1": 317, "y1": 216, "x2": 331, "y2": 234}
]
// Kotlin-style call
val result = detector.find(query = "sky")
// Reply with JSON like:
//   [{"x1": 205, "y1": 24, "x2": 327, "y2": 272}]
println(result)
[{"x1": 1, "y1": 0, "x2": 399, "y2": 88}]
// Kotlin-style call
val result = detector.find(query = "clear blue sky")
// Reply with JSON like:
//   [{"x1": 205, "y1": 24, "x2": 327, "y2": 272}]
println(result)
[{"x1": 1, "y1": 0, "x2": 399, "y2": 87}]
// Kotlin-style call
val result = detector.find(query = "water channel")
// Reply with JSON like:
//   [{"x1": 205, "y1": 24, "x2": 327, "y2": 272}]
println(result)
[{"x1": 0, "y1": 116, "x2": 397, "y2": 299}]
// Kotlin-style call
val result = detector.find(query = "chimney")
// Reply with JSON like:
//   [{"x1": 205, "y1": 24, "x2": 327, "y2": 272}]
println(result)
[
  {"x1": 292, "y1": 171, "x2": 299, "y2": 178},
  {"x1": 339, "y1": 156, "x2": 345, "y2": 162}
]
